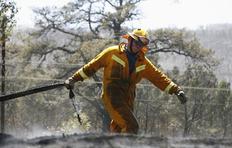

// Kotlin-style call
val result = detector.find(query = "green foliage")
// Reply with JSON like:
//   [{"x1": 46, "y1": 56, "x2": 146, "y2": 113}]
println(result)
[
  {"x1": 70, "y1": 38, "x2": 117, "y2": 63},
  {"x1": 181, "y1": 64, "x2": 217, "y2": 87},
  {"x1": 0, "y1": 0, "x2": 18, "y2": 37},
  {"x1": 33, "y1": 0, "x2": 142, "y2": 42},
  {"x1": 149, "y1": 28, "x2": 219, "y2": 67},
  {"x1": 214, "y1": 81, "x2": 231, "y2": 136}
]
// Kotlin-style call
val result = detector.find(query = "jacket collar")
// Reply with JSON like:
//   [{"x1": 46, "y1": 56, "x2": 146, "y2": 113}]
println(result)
[{"x1": 119, "y1": 42, "x2": 145, "y2": 61}]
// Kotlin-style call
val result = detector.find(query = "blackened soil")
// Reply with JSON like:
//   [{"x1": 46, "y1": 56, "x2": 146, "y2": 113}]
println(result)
[{"x1": 0, "y1": 133, "x2": 232, "y2": 148}]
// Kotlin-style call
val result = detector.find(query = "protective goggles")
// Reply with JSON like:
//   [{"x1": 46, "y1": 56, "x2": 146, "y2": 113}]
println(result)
[{"x1": 133, "y1": 36, "x2": 150, "y2": 47}]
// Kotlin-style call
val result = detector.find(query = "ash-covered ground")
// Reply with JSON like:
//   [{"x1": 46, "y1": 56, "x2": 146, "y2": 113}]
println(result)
[{"x1": 1, "y1": 133, "x2": 232, "y2": 148}]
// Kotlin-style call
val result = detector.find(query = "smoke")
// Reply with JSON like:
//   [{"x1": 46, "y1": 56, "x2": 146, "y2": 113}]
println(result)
[
  {"x1": 7, "y1": 126, "x2": 51, "y2": 139},
  {"x1": 8, "y1": 125, "x2": 83, "y2": 139}
]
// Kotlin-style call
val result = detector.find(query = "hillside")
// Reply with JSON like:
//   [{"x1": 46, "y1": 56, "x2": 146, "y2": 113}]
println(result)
[
  {"x1": 158, "y1": 24, "x2": 232, "y2": 85},
  {"x1": 196, "y1": 24, "x2": 232, "y2": 83}
]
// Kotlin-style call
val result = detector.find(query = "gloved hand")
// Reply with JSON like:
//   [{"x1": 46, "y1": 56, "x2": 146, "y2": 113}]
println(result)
[
  {"x1": 64, "y1": 77, "x2": 76, "y2": 89},
  {"x1": 176, "y1": 90, "x2": 187, "y2": 104}
]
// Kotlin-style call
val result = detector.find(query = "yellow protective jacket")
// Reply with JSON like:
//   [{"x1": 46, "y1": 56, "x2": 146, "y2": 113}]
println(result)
[
  {"x1": 72, "y1": 44, "x2": 180, "y2": 133},
  {"x1": 72, "y1": 43, "x2": 179, "y2": 107}
]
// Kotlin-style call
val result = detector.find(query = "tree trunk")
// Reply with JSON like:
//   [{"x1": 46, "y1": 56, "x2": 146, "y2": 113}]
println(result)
[
  {"x1": 1, "y1": 16, "x2": 7, "y2": 133},
  {"x1": 183, "y1": 104, "x2": 189, "y2": 136}
]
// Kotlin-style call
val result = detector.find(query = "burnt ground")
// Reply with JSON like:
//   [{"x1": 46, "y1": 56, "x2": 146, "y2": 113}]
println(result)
[{"x1": 0, "y1": 133, "x2": 232, "y2": 148}]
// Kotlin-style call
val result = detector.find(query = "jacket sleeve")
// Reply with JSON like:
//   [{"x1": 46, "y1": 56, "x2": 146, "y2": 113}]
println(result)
[
  {"x1": 143, "y1": 58, "x2": 180, "y2": 94},
  {"x1": 71, "y1": 48, "x2": 109, "y2": 81}
]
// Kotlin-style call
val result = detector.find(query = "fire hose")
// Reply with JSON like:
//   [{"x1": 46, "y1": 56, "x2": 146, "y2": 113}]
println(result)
[{"x1": 0, "y1": 82, "x2": 82, "y2": 124}]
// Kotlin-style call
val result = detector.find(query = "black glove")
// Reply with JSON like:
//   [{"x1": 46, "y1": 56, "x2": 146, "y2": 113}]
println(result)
[
  {"x1": 176, "y1": 90, "x2": 187, "y2": 104},
  {"x1": 64, "y1": 77, "x2": 76, "y2": 89}
]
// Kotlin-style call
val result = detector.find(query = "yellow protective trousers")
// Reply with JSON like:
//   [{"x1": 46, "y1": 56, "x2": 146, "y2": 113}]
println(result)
[{"x1": 71, "y1": 44, "x2": 180, "y2": 134}]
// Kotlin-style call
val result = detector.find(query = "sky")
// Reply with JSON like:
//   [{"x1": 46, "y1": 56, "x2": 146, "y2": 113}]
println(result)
[{"x1": 15, "y1": 0, "x2": 232, "y2": 30}]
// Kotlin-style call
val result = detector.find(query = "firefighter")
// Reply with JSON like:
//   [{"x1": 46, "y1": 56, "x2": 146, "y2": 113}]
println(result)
[{"x1": 65, "y1": 28, "x2": 187, "y2": 134}]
